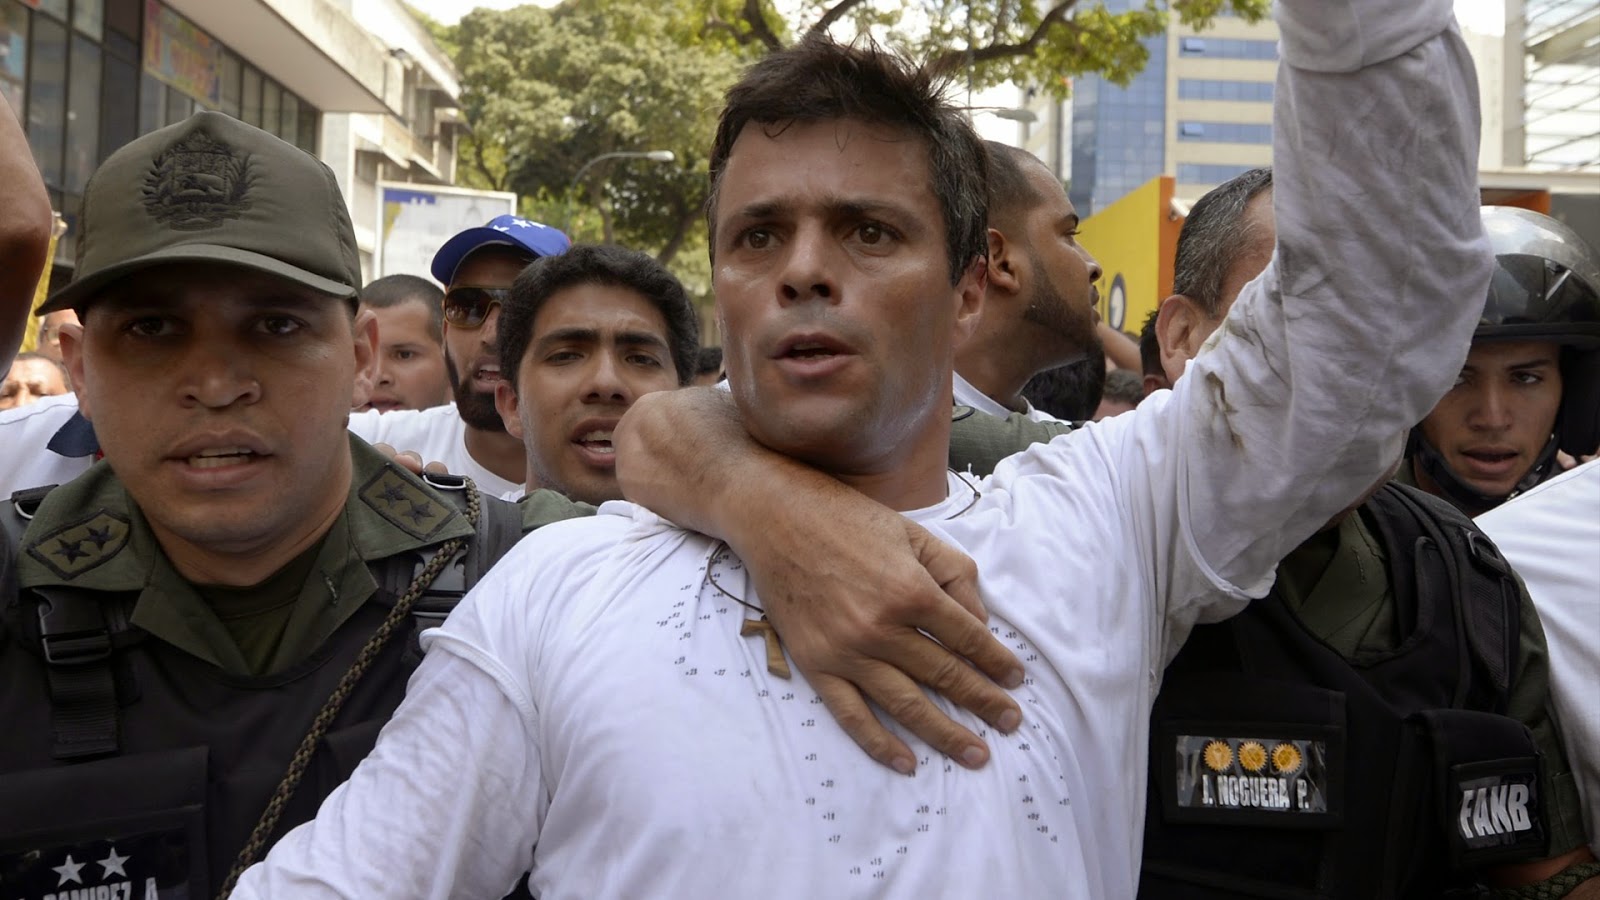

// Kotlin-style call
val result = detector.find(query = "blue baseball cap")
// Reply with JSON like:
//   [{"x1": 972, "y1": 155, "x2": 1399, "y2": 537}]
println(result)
[{"x1": 429, "y1": 215, "x2": 571, "y2": 284}]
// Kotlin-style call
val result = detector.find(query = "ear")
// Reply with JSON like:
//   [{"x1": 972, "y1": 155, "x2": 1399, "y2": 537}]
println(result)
[
  {"x1": 59, "y1": 319, "x2": 88, "y2": 418},
  {"x1": 953, "y1": 254, "x2": 987, "y2": 346},
  {"x1": 1141, "y1": 373, "x2": 1170, "y2": 397},
  {"x1": 494, "y1": 378, "x2": 524, "y2": 440},
  {"x1": 348, "y1": 308, "x2": 380, "y2": 409},
  {"x1": 1155, "y1": 294, "x2": 1206, "y2": 385},
  {"x1": 985, "y1": 227, "x2": 1021, "y2": 296}
]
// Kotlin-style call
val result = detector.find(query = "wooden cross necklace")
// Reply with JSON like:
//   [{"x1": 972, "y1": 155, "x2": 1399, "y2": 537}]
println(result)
[
  {"x1": 699, "y1": 471, "x2": 983, "y2": 682},
  {"x1": 703, "y1": 543, "x2": 791, "y2": 679}
]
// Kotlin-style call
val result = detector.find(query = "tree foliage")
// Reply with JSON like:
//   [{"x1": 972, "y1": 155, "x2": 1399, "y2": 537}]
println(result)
[{"x1": 435, "y1": 0, "x2": 1269, "y2": 294}]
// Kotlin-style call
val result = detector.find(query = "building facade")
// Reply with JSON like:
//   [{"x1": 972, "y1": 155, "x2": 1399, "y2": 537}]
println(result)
[
  {"x1": 1061, "y1": 4, "x2": 1277, "y2": 218},
  {"x1": 1, "y1": 0, "x2": 462, "y2": 289}
]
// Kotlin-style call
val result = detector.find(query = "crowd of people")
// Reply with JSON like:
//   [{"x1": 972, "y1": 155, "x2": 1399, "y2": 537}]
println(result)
[{"x1": 0, "y1": 0, "x2": 1596, "y2": 897}]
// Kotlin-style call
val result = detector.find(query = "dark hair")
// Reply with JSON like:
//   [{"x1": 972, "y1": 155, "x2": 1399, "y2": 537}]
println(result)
[
  {"x1": 498, "y1": 244, "x2": 700, "y2": 387},
  {"x1": 707, "y1": 33, "x2": 988, "y2": 286},
  {"x1": 986, "y1": 141, "x2": 1048, "y2": 227},
  {"x1": 1100, "y1": 368, "x2": 1144, "y2": 408},
  {"x1": 696, "y1": 345, "x2": 724, "y2": 376},
  {"x1": 1171, "y1": 167, "x2": 1274, "y2": 319},
  {"x1": 360, "y1": 274, "x2": 446, "y2": 343},
  {"x1": 1022, "y1": 344, "x2": 1107, "y2": 421},
  {"x1": 1138, "y1": 307, "x2": 1163, "y2": 376}
]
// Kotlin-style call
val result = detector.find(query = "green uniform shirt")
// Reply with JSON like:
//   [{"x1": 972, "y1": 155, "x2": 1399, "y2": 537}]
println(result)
[{"x1": 17, "y1": 435, "x2": 588, "y2": 677}]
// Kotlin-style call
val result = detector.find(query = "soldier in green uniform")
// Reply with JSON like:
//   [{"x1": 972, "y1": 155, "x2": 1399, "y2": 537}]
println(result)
[{"x1": 0, "y1": 111, "x2": 586, "y2": 899}]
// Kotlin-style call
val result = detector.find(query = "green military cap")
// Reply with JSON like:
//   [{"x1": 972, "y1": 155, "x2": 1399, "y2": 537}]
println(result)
[{"x1": 39, "y1": 110, "x2": 361, "y2": 314}]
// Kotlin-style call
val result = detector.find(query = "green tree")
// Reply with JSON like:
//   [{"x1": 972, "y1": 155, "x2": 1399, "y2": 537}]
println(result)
[
  {"x1": 711, "y1": 0, "x2": 1268, "y2": 94},
  {"x1": 436, "y1": 0, "x2": 1269, "y2": 292},
  {"x1": 447, "y1": 0, "x2": 750, "y2": 287}
]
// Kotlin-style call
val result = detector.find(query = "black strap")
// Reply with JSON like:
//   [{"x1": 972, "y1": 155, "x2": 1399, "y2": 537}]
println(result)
[
  {"x1": 35, "y1": 587, "x2": 121, "y2": 759},
  {"x1": 370, "y1": 474, "x2": 525, "y2": 633},
  {"x1": 1367, "y1": 484, "x2": 1521, "y2": 713}
]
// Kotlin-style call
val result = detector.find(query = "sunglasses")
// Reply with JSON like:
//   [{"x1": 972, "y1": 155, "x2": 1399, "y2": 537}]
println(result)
[{"x1": 442, "y1": 286, "x2": 512, "y2": 329}]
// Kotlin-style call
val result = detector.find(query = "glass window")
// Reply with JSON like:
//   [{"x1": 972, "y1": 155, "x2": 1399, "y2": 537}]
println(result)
[
  {"x1": 297, "y1": 101, "x2": 317, "y2": 153},
  {"x1": 73, "y1": 0, "x2": 103, "y2": 39},
  {"x1": 31, "y1": 0, "x2": 68, "y2": 21},
  {"x1": 1180, "y1": 121, "x2": 1204, "y2": 137},
  {"x1": 65, "y1": 34, "x2": 100, "y2": 193},
  {"x1": 138, "y1": 71, "x2": 163, "y2": 134},
  {"x1": 164, "y1": 84, "x2": 190, "y2": 126},
  {"x1": 240, "y1": 64, "x2": 260, "y2": 127},
  {"x1": 1177, "y1": 120, "x2": 1272, "y2": 143},
  {"x1": 26, "y1": 12, "x2": 67, "y2": 188},
  {"x1": 105, "y1": 0, "x2": 138, "y2": 40},
  {"x1": 100, "y1": 50, "x2": 136, "y2": 158},
  {"x1": 1180, "y1": 37, "x2": 1205, "y2": 54},
  {"x1": 218, "y1": 49, "x2": 240, "y2": 118},
  {"x1": 279, "y1": 91, "x2": 298, "y2": 145},
  {"x1": 1, "y1": 3, "x2": 28, "y2": 114},
  {"x1": 261, "y1": 78, "x2": 280, "y2": 137}
]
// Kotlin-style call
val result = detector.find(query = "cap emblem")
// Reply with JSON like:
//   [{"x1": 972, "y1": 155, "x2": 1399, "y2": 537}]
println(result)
[{"x1": 141, "y1": 131, "x2": 253, "y2": 231}]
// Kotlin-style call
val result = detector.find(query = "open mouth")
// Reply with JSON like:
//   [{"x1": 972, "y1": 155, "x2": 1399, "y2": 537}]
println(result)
[
  {"x1": 185, "y1": 446, "x2": 260, "y2": 469},
  {"x1": 473, "y1": 363, "x2": 502, "y2": 384},
  {"x1": 575, "y1": 429, "x2": 615, "y2": 456}
]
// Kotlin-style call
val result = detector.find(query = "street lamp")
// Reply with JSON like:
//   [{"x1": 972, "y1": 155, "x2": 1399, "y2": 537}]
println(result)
[{"x1": 565, "y1": 150, "x2": 676, "y2": 236}]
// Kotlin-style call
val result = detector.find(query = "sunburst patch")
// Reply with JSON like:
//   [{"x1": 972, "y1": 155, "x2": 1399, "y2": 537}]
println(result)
[
  {"x1": 1272, "y1": 742, "x2": 1303, "y2": 775},
  {"x1": 1203, "y1": 740, "x2": 1233, "y2": 772},
  {"x1": 1238, "y1": 741, "x2": 1268, "y2": 773}
]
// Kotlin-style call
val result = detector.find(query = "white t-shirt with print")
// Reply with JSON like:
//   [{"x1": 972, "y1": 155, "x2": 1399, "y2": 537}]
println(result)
[{"x1": 235, "y1": 2, "x2": 1493, "y2": 895}]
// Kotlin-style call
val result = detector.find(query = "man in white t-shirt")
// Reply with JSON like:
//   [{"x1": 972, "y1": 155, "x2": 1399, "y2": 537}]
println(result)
[
  {"x1": 1478, "y1": 459, "x2": 1600, "y2": 856},
  {"x1": 346, "y1": 215, "x2": 570, "y2": 497},
  {"x1": 235, "y1": 4, "x2": 1491, "y2": 895},
  {"x1": 491, "y1": 244, "x2": 700, "y2": 504}
]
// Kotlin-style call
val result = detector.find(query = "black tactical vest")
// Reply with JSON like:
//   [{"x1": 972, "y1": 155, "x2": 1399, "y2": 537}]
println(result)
[
  {"x1": 1138, "y1": 484, "x2": 1547, "y2": 899},
  {"x1": 0, "y1": 478, "x2": 524, "y2": 900}
]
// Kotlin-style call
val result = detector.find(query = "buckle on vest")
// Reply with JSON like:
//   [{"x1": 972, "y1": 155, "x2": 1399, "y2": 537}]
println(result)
[
  {"x1": 1464, "y1": 530, "x2": 1511, "y2": 579},
  {"x1": 37, "y1": 601, "x2": 112, "y2": 665}
]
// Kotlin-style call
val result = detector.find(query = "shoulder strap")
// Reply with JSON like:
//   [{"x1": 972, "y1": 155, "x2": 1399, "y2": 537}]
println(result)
[
  {"x1": 7, "y1": 485, "x2": 128, "y2": 760},
  {"x1": 1366, "y1": 483, "x2": 1520, "y2": 712},
  {"x1": 371, "y1": 473, "x2": 524, "y2": 634}
]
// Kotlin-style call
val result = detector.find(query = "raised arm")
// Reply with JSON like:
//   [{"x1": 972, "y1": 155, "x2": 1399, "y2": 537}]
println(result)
[
  {"x1": 0, "y1": 97, "x2": 52, "y2": 372},
  {"x1": 1017, "y1": 0, "x2": 1498, "y2": 641},
  {"x1": 615, "y1": 386, "x2": 1023, "y2": 773}
]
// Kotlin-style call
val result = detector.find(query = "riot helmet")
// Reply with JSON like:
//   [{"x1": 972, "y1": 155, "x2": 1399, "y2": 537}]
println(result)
[{"x1": 1411, "y1": 206, "x2": 1600, "y2": 513}]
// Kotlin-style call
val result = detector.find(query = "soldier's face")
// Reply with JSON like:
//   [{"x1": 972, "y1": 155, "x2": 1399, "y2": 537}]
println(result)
[{"x1": 63, "y1": 263, "x2": 378, "y2": 575}]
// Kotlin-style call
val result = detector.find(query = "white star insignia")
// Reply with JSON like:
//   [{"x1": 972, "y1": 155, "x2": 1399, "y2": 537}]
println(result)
[
  {"x1": 99, "y1": 846, "x2": 130, "y2": 878},
  {"x1": 490, "y1": 225, "x2": 511, "y2": 233},
  {"x1": 52, "y1": 853, "x2": 86, "y2": 886},
  {"x1": 511, "y1": 217, "x2": 534, "y2": 229}
]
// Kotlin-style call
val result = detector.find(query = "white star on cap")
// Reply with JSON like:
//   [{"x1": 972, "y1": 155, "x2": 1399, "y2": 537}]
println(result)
[
  {"x1": 53, "y1": 854, "x2": 86, "y2": 886},
  {"x1": 490, "y1": 225, "x2": 512, "y2": 233},
  {"x1": 99, "y1": 846, "x2": 130, "y2": 878},
  {"x1": 511, "y1": 217, "x2": 534, "y2": 229}
]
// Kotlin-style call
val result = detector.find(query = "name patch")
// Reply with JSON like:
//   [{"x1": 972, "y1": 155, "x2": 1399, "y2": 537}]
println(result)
[
  {"x1": 0, "y1": 829, "x2": 191, "y2": 900},
  {"x1": 1455, "y1": 772, "x2": 1538, "y2": 851},
  {"x1": 1174, "y1": 734, "x2": 1330, "y2": 815}
]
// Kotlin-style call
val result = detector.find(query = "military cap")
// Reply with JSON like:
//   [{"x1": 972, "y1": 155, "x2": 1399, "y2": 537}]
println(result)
[{"x1": 39, "y1": 110, "x2": 361, "y2": 313}]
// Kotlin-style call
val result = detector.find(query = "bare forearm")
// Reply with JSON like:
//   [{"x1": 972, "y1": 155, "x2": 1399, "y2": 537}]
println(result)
[
  {"x1": 0, "y1": 97, "x2": 51, "y2": 370},
  {"x1": 1098, "y1": 322, "x2": 1140, "y2": 372},
  {"x1": 615, "y1": 386, "x2": 841, "y2": 540}
]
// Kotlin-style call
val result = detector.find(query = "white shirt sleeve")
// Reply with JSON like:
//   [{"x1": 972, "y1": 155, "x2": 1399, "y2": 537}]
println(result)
[
  {"x1": 997, "y1": 1, "x2": 1492, "y2": 646},
  {"x1": 232, "y1": 598, "x2": 545, "y2": 899}
]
